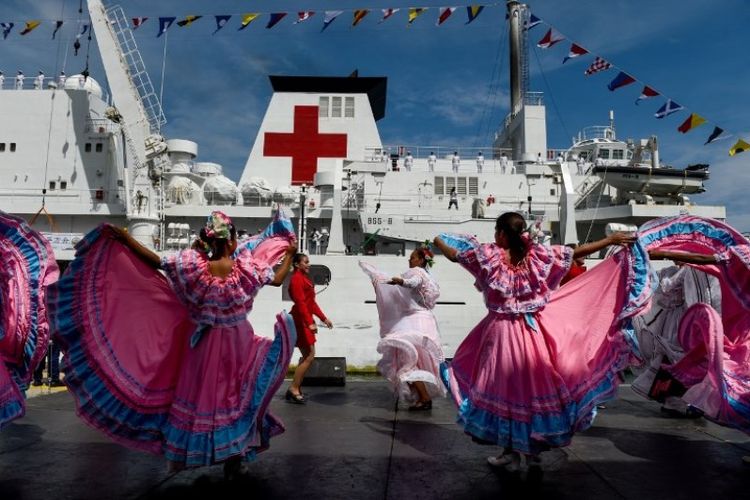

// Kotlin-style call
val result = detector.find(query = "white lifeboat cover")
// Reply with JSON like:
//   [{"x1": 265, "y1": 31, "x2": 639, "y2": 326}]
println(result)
[
  {"x1": 166, "y1": 176, "x2": 200, "y2": 205},
  {"x1": 203, "y1": 175, "x2": 238, "y2": 205}
]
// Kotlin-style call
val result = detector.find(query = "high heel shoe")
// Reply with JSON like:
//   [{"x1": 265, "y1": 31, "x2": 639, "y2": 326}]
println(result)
[
  {"x1": 285, "y1": 389, "x2": 306, "y2": 404},
  {"x1": 408, "y1": 400, "x2": 432, "y2": 411},
  {"x1": 223, "y1": 457, "x2": 249, "y2": 481}
]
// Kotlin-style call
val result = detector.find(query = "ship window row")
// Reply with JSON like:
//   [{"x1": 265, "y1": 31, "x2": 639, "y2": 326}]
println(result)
[
  {"x1": 0, "y1": 142, "x2": 17, "y2": 152},
  {"x1": 597, "y1": 149, "x2": 626, "y2": 160},
  {"x1": 48, "y1": 180, "x2": 68, "y2": 191},
  {"x1": 319, "y1": 96, "x2": 355, "y2": 118},
  {"x1": 434, "y1": 176, "x2": 479, "y2": 196},
  {"x1": 84, "y1": 142, "x2": 105, "y2": 153}
]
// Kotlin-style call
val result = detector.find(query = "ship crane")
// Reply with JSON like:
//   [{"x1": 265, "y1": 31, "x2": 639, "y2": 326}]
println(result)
[{"x1": 87, "y1": 0, "x2": 170, "y2": 248}]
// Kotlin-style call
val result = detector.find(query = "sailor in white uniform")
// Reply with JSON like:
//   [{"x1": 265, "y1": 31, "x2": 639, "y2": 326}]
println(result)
[
  {"x1": 500, "y1": 152, "x2": 509, "y2": 174},
  {"x1": 427, "y1": 152, "x2": 437, "y2": 172},
  {"x1": 0, "y1": 71, "x2": 4, "y2": 89},
  {"x1": 58, "y1": 71, "x2": 66, "y2": 88},
  {"x1": 476, "y1": 151, "x2": 484, "y2": 173},
  {"x1": 451, "y1": 152, "x2": 460, "y2": 173},
  {"x1": 576, "y1": 155, "x2": 586, "y2": 175},
  {"x1": 404, "y1": 151, "x2": 414, "y2": 172},
  {"x1": 15, "y1": 70, "x2": 24, "y2": 90},
  {"x1": 34, "y1": 70, "x2": 44, "y2": 90}
]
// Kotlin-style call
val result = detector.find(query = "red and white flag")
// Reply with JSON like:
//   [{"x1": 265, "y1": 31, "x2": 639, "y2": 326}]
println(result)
[
  {"x1": 536, "y1": 28, "x2": 564, "y2": 49},
  {"x1": 562, "y1": 43, "x2": 588, "y2": 64},
  {"x1": 584, "y1": 57, "x2": 612, "y2": 76},
  {"x1": 294, "y1": 11, "x2": 315, "y2": 24},
  {"x1": 436, "y1": 7, "x2": 456, "y2": 26},
  {"x1": 131, "y1": 17, "x2": 148, "y2": 30},
  {"x1": 634, "y1": 85, "x2": 659, "y2": 105},
  {"x1": 380, "y1": 8, "x2": 400, "y2": 23}
]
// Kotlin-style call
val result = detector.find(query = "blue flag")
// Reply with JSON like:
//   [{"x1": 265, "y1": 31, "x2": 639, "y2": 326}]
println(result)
[
  {"x1": 1, "y1": 22, "x2": 14, "y2": 39},
  {"x1": 213, "y1": 15, "x2": 231, "y2": 34},
  {"x1": 157, "y1": 17, "x2": 176, "y2": 37},
  {"x1": 607, "y1": 72, "x2": 636, "y2": 91},
  {"x1": 654, "y1": 99, "x2": 684, "y2": 119},
  {"x1": 704, "y1": 126, "x2": 724, "y2": 145}
]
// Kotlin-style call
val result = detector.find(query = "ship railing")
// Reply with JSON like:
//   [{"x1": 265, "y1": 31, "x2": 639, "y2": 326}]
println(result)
[
  {"x1": 0, "y1": 77, "x2": 109, "y2": 100},
  {"x1": 0, "y1": 187, "x2": 125, "y2": 206},
  {"x1": 376, "y1": 145, "x2": 512, "y2": 160},
  {"x1": 575, "y1": 126, "x2": 616, "y2": 142},
  {"x1": 85, "y1": 119, "x2": 119, "y2": 134}
]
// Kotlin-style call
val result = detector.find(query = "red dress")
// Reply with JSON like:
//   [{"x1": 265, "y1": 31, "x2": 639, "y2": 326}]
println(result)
[
  {"x1": 561, "y1": 262, "x2": 587, "y2": 285},
  {"x1": 289, "y1": 271, "x2": 328, "y2": 349}
]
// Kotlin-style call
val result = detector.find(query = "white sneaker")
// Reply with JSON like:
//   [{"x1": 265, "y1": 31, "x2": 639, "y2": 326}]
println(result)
[{"x1": 487, "y1": 454, "x2": 514, "y2": 467}]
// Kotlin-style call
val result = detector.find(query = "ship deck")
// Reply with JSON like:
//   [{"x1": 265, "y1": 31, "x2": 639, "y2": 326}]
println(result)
[{"x1": 2, "y1": 380, "x2": 750, "y2": 499}]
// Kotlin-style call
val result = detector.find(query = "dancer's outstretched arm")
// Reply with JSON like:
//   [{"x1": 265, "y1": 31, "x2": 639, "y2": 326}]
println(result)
[
  {"x1": 107, "y1": 226, "x2": 161, "y2": 269},
  {"x1": 270, "y1": 245, "x2": 297, "y2": 286},
  {"x1": 649, "y1": 250, "x2": 718, "y2": 265},
  {"x1": 432, "y1": 236, "x2": 459, "y2": 262},
  {"x1": 573, "y1": 232, "x2": 635, "y2": 259}
]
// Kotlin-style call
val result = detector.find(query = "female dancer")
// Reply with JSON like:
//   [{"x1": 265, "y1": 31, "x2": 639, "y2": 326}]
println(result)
[
  {"x1": 48, "y1": 210, "x2": 296, "y2": 478},
  {"x1": 360, "y1": 246, "x2": 446, "y2": 410},
  {"x1": 285, "y1": 253, "x2": 332, "y2": 404},
  {"x1": 433, "y1": 212, "x2": 643, "y2": 471},
  {"x1": 0, "y1": 211, "x2": 58, "y2": 429}
]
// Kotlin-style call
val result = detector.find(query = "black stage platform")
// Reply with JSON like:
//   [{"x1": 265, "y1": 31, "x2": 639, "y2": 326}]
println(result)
[{"x1": 2, "y1": 380, "x2": 749, "y2": 499}]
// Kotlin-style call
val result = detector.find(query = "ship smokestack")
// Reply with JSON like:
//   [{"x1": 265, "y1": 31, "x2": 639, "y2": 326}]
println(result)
[{"x1": 507, "y1": 1, "x2": 524, "y2": 116}]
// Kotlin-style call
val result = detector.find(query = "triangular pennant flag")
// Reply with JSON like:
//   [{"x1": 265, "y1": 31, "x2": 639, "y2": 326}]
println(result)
[
  {"x1": 654, "y1": 99, "x2": 684, "y2": 119},
  {"x1": 536, "y1": 28, "x2": 564, "y2": 48},
  {"x1": 677, "y1": 113, "x2": 707, "y2": 134},
  {"x1": 213, "y1": 15, "x2": 231, "y2": 34},
  {"x1": 52, "y1": 20, "x2": 63, "y2": 39},
  {"x1": 157, "y1": 17, "x2": 176, "y2": 37},
  {"x1": 607, "y1": 72, "x2": 636, "y2": 91},
  {"x1": 266, "y1": 13, "x2": 288, "y2": 29},
  {"x1": 1, "y1": 22, "x2": 14, "y2": 39},
  {"x1": 177, "y1": 16, "x2": 202, "y2": 28},
  {"x1": 466, "y1": 6, "x2": 484, "y2": 24},
  {"x1": 322, "y1": 11, "x2": 344, "y2": 32},
  {"x1": 584, "y1": 57, "x2": 612, "y2": 75},
  {"x1": 705, "y1": 126, "x2": 725, "y2": 145},
  {"x1": 294, "y1": 12, "x2": 315, "y2": 24},
  {"x1": 408, "y1": 8, "x2": 428, "y2": 25},
  {"x1": 437, "y1": 7, "x2": 457, "y2": 26},
  {"x1": 352, "y1": 10, "x2": 370, "y2": 27},
  {"x1": 76, "y1": 23, "x2": 89, "y2": 39},
  {"x1": 525, "y1": 14, "x2": 542, "y2": 29},
  {"x1": 380, "y1": 9, "x2": 400, "y2": 23},
  {"x1": 20, "y1": 21, "x2": 41, "y2": 36},
  {"x1": 238, "y1": 14, "x2": 260, "y2": 31},
  {"x1": 729, "y1": 138, "x2": 750, "y2": 156},
  {"x1": 132, "y1": 17, "x2": 148, "y2": 30},
  {"x1": 635, "y1": 85, "x2": 659, "y2": 105},
  {"x1": 562, "y1": 43, "x2": 588, "y2": 64}
]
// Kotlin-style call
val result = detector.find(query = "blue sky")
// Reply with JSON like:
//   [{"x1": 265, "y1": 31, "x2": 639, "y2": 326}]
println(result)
[{"x1": 2, "y1": 1, "x2": 750, "y2": 227}]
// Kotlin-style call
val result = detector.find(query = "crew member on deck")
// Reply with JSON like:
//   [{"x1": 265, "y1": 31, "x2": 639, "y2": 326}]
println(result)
[
  {"x1": 476, "y1": 151, "x2": 484, "y2": 173},
  {"x1": 500, "y1": 152, "x2": 509, "y2": 174},
  {"x1": 404, "y1": 151, "x2": 414, "y2": 172},
  {"x1": 0, "y1": 71, "x2": 4, "y2": 89},
  {"x1": 15, "y1": 70, "x2": 24, "y2": 90},
  {"x1": 34, "y1": 71, "x2": 44, "y2": 90},
  {"x1": 448, "y1": 187, "x2": 458, "y2": 210},
  {"x1": 452, "y1": 152, "x2": 461, "y2": 173},
  {"x1": 428, "y1": 152, "x2": 437, "y2": 172},
  {"x1": 58, "y1": 71, "x2": 66, "y2": 88}
]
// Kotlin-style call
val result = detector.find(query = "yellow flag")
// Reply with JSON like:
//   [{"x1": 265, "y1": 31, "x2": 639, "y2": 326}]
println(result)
[
  {"x1": 20, "y1": 20, "x2": 41, "y2": 35},
  {"x1": 239, "y1": 13, "x2": 260, "y2": 30},
  {"x1": 408, "y1": 8, "x2": 427, "y2": 25},
  {"x1": 177, "y1": 16, "x2": 202, "y2": 27},
  {"x1": 729, "y1": 139, "x2": 750, "y2": 156},
  {"x1": 352, "y1": 10, "x2": 369, "y2": 27}
]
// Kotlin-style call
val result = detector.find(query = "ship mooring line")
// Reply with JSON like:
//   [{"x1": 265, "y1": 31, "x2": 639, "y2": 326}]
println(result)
[{"x1": 383, "y1": 396, "x2": 400, "y2": 500}]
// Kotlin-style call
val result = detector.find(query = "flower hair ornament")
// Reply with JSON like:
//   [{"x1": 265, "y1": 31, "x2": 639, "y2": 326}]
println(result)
[
  {"x1": 204, "y1": 210, "x2": 233, "y2": 240},
  {"x1": 420, "y1": 240, "x2": 436, "y2": 268}
]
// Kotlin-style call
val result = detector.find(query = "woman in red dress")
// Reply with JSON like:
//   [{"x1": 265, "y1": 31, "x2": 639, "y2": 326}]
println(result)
[{"x1": 286, "y1": 253, "x2": 333, "y2": 403}]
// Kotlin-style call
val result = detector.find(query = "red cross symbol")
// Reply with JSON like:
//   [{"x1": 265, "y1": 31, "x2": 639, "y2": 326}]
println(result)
[{"x1": 263, "y1": 105, "x2": 348, "y2": 185}]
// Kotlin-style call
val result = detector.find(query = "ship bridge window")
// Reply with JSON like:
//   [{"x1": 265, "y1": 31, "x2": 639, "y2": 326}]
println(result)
[
  {"x1": 48, "y1": 181, "x2": 56, "y2": 190},
  {"x1": 331, "y1": 96, "x2": 342, "y2": 118},
  {"x1": 9, "y1": 143, "x2": 16, "y2": 152},
  {"x1": 319, "y1": 96, "x2": 329, "y2": 117},
  {"x1": 457, "y1": 177, "x2": 467, "y2": 195},
  {"x1": 597, "y1": 149, "x2": 610, "y2": 159},
  {"x1": 0, "y1": 143, "x2": 4, "y2": 152},
  {"x1": 612, "y1": 149, "x2": 624, "y2": 160},
  {"x1": 60, "y1": 181, "x2": 67, "y2": 190},
  {"x1": 446, "y1": 176, "x2": 456, "y2": 194},
  {"x1": 96, "y1": 143, "x2": 103, "y2": 153},
  {"x1": 468, "y1": 177, "x2": 478, "y2": 195},
  {"x1": 85, "y1": 143, "x2": 92, "y2": 153},
  {"x1": 344, "y1": 97, "x2": 355, "y2": 118},
  {"x1": 434, "y1": 176, "x2": 444, "y2": 195}
]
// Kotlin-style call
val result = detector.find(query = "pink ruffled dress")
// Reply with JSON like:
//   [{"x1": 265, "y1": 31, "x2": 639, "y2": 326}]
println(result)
[
  {"x1": 439, "y1": 234, "x2": 653, "y2": 454},
  {"x1": 360, "y1": 263, "x2": 446, "y2": 402},
  {"x1": 0, "y1": 211, "x2": 59, "y2": 429},
  {"x1": 48, "y1": 212, "x2": 296, "y2": 466}
]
